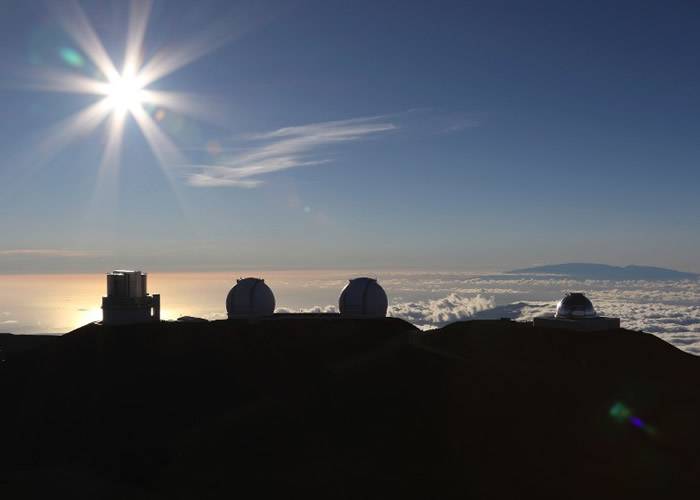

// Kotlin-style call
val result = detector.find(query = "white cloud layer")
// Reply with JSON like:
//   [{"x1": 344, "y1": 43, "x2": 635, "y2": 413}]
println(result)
[
  {"x1": 268, "y1": 272, "x2": 700, "y2": 355},
  {"x1": 388, "y1": 293, "x2": 495, "y2": 329},
  {"x1": 393, "y1": 276, "x2": 700, "y2": 354},
  {"x1": 188, "y1": 116, "x2": 396, "y2": 187},
  {"x1": 275, "y1": 305, "x2": 339, "y2": 314}
]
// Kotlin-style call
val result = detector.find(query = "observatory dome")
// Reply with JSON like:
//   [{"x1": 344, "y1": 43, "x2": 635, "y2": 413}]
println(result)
[
  {"x1": 226, "y1": 278, "x2": 275, "y2": 318},
  {"x1": 338, "y1": 277, "x2": 388, "y2": 317},
  {"x1": 555, "y1": 292, "x2": 597, "y2": 319}
]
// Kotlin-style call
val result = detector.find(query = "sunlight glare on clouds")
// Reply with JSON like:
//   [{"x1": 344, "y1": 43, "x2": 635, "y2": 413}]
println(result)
[{"x1": 74, "y1": 307, "x2": 102, "y2": 326}]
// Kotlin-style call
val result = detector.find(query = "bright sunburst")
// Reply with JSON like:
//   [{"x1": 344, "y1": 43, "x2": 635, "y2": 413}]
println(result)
[
  {"x1": 25, "y1": 0, "x2": 231, "y2": 195},
  {"x1": 105, "y1": 74, "x2": 145, "y2": 115}
]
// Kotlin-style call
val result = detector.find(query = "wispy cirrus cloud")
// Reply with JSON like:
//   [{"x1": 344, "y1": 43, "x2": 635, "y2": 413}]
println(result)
[{"x1": 187, "y1": 116, "x2": 396, "y2": 188}]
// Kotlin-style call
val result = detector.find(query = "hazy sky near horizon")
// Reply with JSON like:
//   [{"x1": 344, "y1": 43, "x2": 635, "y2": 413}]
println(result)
[{"x1": 1, "y1": 0, "x2": 699, "y2": 274}]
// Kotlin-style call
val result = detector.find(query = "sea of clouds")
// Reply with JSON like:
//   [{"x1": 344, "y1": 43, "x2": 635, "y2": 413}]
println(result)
[
  {"x1": 3, "y1": 271, "x2": 698, "y2": 355},
  {"x1": 275, "y1": 272, "x2": 700, "y2": 355}
]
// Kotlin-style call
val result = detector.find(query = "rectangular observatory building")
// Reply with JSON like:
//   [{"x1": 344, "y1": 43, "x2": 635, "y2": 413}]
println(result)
[{"x1": 102, "y1": 270, "x2": 160, "y2": 326}]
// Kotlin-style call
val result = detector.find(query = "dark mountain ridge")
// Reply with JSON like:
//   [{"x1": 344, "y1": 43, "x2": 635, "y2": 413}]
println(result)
[
  {"x1": 507, "y1": 262, "x2": 699, "y2": 280},
  {"x1": 1, "y1": 317, "x2": 699, "y2": 499},
  {"x1": 0, "y1": 333, "x2": 58, "y2": 362}
]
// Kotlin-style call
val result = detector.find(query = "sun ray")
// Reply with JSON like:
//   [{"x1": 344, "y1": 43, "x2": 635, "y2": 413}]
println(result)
[
  {"x1": 130, "y1": 103, "x2": 186, "y2": 168},
  {"x1": 84, "y1": 111, "x2": 127, "y2": 221},
  {"x1": 136, "y1": 27, "x2": 232, "y2": 88},
  {"x1": 0, "y1": 97, "x2": 113, "y2": 197},
  {"x1": 135, "y1": 1, "x2": 284, "y2": 87},
  {"x1": 123, "y1": 0, "x2": 153, "y2": 77},
  {"x1": 140, "y1": 89, "x2": 225, "y2": 124},
  {"x1": 38, "y1": 97, "x2": 113, "y2": 161},
  {"x1": 49, "y1": 0, "x2": 119, "y2": 82},
  {"x1": 97, "y1": 111, "x2": 127, "y2": 189},
  {"x1": 101, "y1": 110, "x2": 127, "y2": 174},
  {"x1": 132, "y1": 0, "x2": 280, "y2": 88},
  {"x1": 18, "y1": 68, "x2": 108, "y2": 96},
  {"x1": 130, "y1": 103, "x2": 188, "y2": 214}
]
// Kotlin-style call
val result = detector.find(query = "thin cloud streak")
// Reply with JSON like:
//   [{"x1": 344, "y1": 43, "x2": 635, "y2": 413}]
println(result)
[
  {"x1": 188, "y1": 116, "x2": 397, "y2": 188},
  {"x1": 0, "y1": 249, "x2": 93, "y2": 257}
]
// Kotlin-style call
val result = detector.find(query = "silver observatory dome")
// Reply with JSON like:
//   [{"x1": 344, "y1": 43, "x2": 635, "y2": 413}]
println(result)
[
  {"x1": 338, "y1": 277, "x2": 388, "y2": 317},
  {"x1": 226, "y1": 278, "x2": 275, "y2": 318},
  {"x1": 555, "y1": 292, "x2": 597, "y2": 319}
]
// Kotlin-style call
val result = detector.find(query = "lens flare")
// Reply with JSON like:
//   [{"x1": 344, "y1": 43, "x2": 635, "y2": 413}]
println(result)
[
  {"x1": 609, "y1": 402, "x2": 656, "y2": 436},
  {"x1": 58, "y1": 47, "x2": 84, "y2": 68}
]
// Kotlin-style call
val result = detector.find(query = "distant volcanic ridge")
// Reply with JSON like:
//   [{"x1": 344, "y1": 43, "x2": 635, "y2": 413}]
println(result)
[{"x1": 506, "y1": 263, "x2": 699, "y2": 281}]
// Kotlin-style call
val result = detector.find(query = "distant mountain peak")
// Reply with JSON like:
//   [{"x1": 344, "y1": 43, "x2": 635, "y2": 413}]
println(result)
[{"x1": 506, "y1": 263, "x2": 698, "y2": 281}]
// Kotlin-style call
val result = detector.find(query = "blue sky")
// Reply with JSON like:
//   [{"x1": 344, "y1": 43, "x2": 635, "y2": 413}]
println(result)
[{"x1": 0, "y1": 0, "x2": 699, "y2": 273}]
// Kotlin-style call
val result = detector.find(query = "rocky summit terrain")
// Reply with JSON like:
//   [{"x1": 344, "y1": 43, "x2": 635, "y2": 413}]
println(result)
[{"x1": 1, "y1": 317, "x2": 699, "y2": 499}]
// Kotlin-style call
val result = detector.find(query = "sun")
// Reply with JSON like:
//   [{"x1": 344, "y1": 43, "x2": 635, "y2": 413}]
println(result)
[
  {"x1": 27, "y1": 0, "x2": 230, "y2": 198},
  {"x1": 105, "y1": 74, "x2": 144, "y2": 114}
]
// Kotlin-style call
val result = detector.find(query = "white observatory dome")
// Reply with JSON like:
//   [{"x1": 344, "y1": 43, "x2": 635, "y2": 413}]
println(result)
[
  {"x1": 555, "y1": 292, "x2": 597, "y2": 319},
  {"x1": 226, "y1": 278, "x2": 275, "y2": 318},
  {"x1": 338, "y1": 277, "x2": 388, "y2": 317}
]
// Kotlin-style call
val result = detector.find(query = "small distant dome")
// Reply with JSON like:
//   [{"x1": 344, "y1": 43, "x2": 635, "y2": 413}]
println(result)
[
  {"x1": 339, "y1": 277, "x2": 388, "y2": 317},
  {"x1": 555, "y1": 292, "x2": 597, "y2": 319},
  {"x1": 226, "y1": 278, "x2": 275, "y2": 318}
]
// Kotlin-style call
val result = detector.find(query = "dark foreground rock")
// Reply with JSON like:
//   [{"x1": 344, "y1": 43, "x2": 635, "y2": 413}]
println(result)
[{"x1": 1, "y1": 317, "x2": 699, "y2": 499}]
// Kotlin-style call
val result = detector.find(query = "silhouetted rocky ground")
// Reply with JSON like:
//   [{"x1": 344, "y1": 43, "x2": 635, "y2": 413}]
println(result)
[{"x1": 1, "y1": 318, "x2": 699, "y2": 499}]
